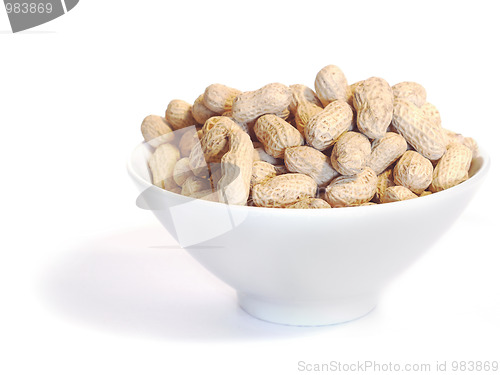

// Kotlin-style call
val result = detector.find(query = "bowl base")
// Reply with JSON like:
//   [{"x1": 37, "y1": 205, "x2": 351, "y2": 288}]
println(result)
[{"x1": 237, "y1": 292, "x2": 378, "y2": 326}]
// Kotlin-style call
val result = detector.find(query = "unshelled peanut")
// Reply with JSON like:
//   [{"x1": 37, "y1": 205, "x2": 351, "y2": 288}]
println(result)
[
  {"x1": 430, "y1": 143, "x2": 472, "y2": 192},
  {"x1": 305, "y1": 100, "x2": 353, "y2": 151},
  {"x1": 252, "y1": 174, "x2": 317, "y2": 208},
  {"x1": 144, "y1": 65, "x2": 479, "y2": 208},
  {"x1": 141, "y1": 115, "x2": 175, "y2": 148},
  {"x1": 254, "y1": 114, "x2": 303, "y2": 158},
  {"x1": 354, "y1": 77, "x2": 394, "y2": 139},
  {"x1": 314, "y1": 65, "x2": 349, "y2": 106},
  {"x1": 331, "y1": 131, "x2": 371, "y2": 176},
  {"x1": 284, "y1": 145, "x2": 338, "y2": 186},
  {"x1": 232, "y1": 83, "x2": 292, "y2": 124}
]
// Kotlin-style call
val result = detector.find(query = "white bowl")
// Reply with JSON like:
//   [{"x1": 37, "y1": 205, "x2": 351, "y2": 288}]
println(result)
[{"x1": 127, "y1": 142, "x2": 490, "y2": 326}]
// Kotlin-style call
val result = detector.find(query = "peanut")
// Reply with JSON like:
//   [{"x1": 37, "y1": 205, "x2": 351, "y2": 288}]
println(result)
[
  {"x1": 305, "y1": 100, "x2": 353, "y2": 151},
  {"x1": 148, "y1": 143, "x2": 180, "y2": 190},
  {"x1": 178, "y1": 127, "x2": 202, "y2": 157},
  {"x1": 420, "y1": 102, "x2": 442, "y2": 128},
  {"x1": 392, "y1": 98, "x2": 447, "y2": 160},
  {"x1": 442, "y1": 129, "x2": 479, "y2": 157},
  {"x1": 314, "y1": 64, "x2": 349, "y2": 106},
  {"x1": 392, "y1": 82, "x2": 427, "y2": 107},
  {"x1": 373, "y1": 169, "x2": 395, "y2": 203},
  {"x1": 252, "y1": 173, "x2": 317, "y2": 208},
  {"x1": 193, "y1": 118, "x2": 254, "y2": 205},
  {"x1": 354, "y1": 77, "x2": 394, "y2": 139},
  {"x1": 192, "y1": 95, "x2": 218, "y2": 124},
  {"x1": 325, "y1": 168, "x2": 378, "y2": 207},
  {"x1": 294, "y1": 101, "x2": 323, "y2": 136},
  {"x1": 380, "y1": 186, "x2": 418, "y2": 203},
  {"x1": 286, "y1": 198, "x2": 331, "y2": 209},
  {"x1": 173, "y1": 157, "x2": 195, "y2": 186},
  {"x1": 331, "y1": 131, "x2": 371, "y2": 176},
  {"x1": 203, "y1": 84, "x2": 241, "y2": 114},
  {"x1": 221, "y1": 110, "x2": 253, "y2": 136},
  {"x1": 144, "y1": 65, "x2": 480, "y2": 208},
  {"x1": 254, "y1": 114, "x2": 304, "y2": 158},
  {"x1": 367, "y1": 132, "x2": 407, "y2": 175},
  {"x1": 232, "y1": 83, "x2": 292, "y2": 124},
  {"x1": 141, "y1": 115, "x2": 175, "y2": 148},
  {"x1": 430, "y1": 143, "x2": 472, "y2": 192},
  {"x1": 289, "y1": 84, "x2": 322, "y2": 114},
  {"x1": 165, "y1": 99, "x2": 196, "y2": 130},
  {"x1": 347, "y1": 81, "x2": 364, "y2": 108},
  {"x1": 181, "y1": 175, "x2": 212, "y2": 197},
  {"x1": 251, "y1": 161, "x2": 277, "y2": 188},
  {"x1": 393, "y1": 150, "x2": 433, "y2": 194},
  {"x1": 284, "y1": 146, "x2": 338, "y2": 187},
  {"x1": 210, "y1": 121, "x2": 254, "y2": 205}
]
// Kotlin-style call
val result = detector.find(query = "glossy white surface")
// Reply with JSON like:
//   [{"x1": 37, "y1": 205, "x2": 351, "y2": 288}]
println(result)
[{"x1": 128, "y1": 142, "x2": 490, "y2": 325}]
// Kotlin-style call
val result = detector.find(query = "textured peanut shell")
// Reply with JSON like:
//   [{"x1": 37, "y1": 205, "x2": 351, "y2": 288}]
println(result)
[
  {"x1": 251, "y1": 161, "x2": 277, "y2": 188},
  {"x1": 325, "y1": 168, "x2": 378, "y2": 207},
  {"x1": 181, "y1": 175, "x2": 212, "y2": 196},
  {"x1": 284, "y1": 146, "x2": 338, "y2": 186},
  {"x1": 392, "y1": 98, "x2": 446, "y2": 160},
  {"x1": 173, "y1": 157, "x2": 195, "y2": 186},
  {"x1": 148, "y1": 143, "x2": 181, "y2": 190},
  {"x1": 192, "y1": 95, "x2": 218, "y2": 124},
  {"x1": 392, "y1": 82, "x2": 427, "y2": 107},
  {"x1": 380, "y1": 186, "x2": 418, "y2": 203},
  {"x1": 373, "y1": 169, "x2": 395, "y2": 203},
  {"x1": 165, "y1": 99, "x2": 196, "y2": 130},
  {"x1": 252, "y1": 173, "x2": 317, "y2": 208},
  {"x1": 354, "y1": 77, "x2": 394, "y2": 139},
  {"x1": 443, "y1": 129, "x2": 479, "y2": 157},
  {"x1": 215, "y1": 123, "x2": 254, "y2": 205},
  {"x1": 232, "y1": 83, "x2": 292, "y2": 124},
  {"x1": 367, "y1": 132, "x2": 407, "y2": 175},
  {"x1": 203, "y1": 84, "x2": 241, "y2": 114},
  {"x1": 254, "y1": 114, "x2": 303, "y2": 158},
  {"x1": 189, "y1": 118, "x2": 233, "y2": 171},
  {"x1": 141, "y1": 115, "x2": 175, "y2": 148},
  {"x1": 420, "y1": 102, "x2": 442, "y2": 128},
  {"x1": 314, "y1": 65, "x2": 349, "y2": 106},
  {"x1": 194, "y1": 120, "x2": 253, "y2": 205},
  {"x1": 178, "y1": 127, "x2": 201, "y2": 157},
  {"x1": 289, "y1": 84, "x2": 322, "y2": 114},
  {"x1": 188, "y1": 118, "x2": 253, "y2": 204},
  {"x1": 305, "y1": 100, "x2": 353, "y2": 151},
  {"x1": 347, "y1": 81, "x2": 364, "y2": 108},
  {"x1": 430, "y1": 143, "x2": 472, "y2": 192},
  {"x1": 331, "y1": 131, "x2": 371, "y2": 176},
  {"x1": 294, "y1": 101, "x2": 323, "y2": 136},
  {"x1": 286, "y1": 198, "x2": 331, "y2": 209},
  {"x1": 393, "y1": 151, "x2": 433, "y2": 194}
]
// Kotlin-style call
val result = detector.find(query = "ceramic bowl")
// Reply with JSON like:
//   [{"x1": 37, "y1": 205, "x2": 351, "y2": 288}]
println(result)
[{"x1": 127, "y1": 141, "x2": 489, "y2": 326}]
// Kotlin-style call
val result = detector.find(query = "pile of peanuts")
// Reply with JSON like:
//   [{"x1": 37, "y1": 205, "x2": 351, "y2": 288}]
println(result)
[{"x1": 141, "y1": 65, "x2": 478, "y2": 208}]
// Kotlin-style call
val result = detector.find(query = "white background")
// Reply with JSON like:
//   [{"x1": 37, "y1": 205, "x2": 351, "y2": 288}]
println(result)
[{"x1": 1, "y1": 1, "x2": 499, "y2": 374}]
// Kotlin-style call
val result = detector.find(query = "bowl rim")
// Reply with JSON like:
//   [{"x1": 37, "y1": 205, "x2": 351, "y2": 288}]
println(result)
[{"x1": 127, "y1": 141, "x2": 491, "y2": 214}]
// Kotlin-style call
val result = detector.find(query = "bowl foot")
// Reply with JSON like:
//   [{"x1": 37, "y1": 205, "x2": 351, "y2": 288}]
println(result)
[{"x1": 237, "y1": 292, "x2": 377, "y2": 326}]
